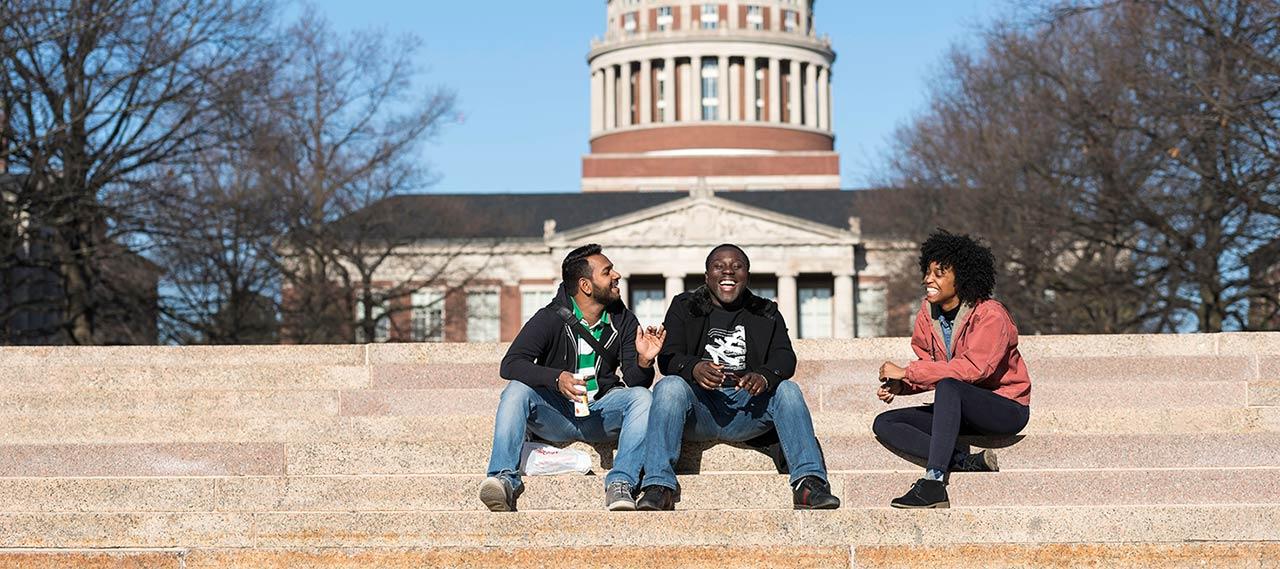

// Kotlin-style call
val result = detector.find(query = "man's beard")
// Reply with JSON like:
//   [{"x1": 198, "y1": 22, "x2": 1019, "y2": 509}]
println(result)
[{"x1": 590, "y1": 282, "x2": 619, "y2": 305}]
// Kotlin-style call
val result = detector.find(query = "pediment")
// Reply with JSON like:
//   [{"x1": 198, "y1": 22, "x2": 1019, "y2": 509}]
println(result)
[{"x1": 551, "y1": 195, "x2": 856, "y2": 247}]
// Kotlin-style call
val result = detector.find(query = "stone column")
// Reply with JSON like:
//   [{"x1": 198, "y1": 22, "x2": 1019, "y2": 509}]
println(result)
[
  {"x1": 777, "y1": 272, "x2": 798, "y2": 339},
  {"x1": 639, "y1": 59, "x2": 653, "y2": 124},
  {"x1": 664, "y1": 273, "x2": 685, "y2": 308},
  {"x1": 743, "y1": 57, "x2": 756, "y2": 122},
  {"x1": 691, "y1": 56, "x2": 703, "y2": 121},
  {"x1": 604, "y1": 64, "x2": 617, "y2": 129},
  {"x1": 833, "y1": 271, "x2": 854, "y2": 339},
  {"x1": 788, "y1": 60, "x2": 802, "y2": 125},
  {"x1": 768, "y1": 57, "x2": 781, "y2": 122},
  {"x1": 663, "y1": 57, "x2": 676, "y2": 122},
  {"x1": 804, "y1": 61, "x2": 818, "y2": 128},
  {"x1": 590, "y1": 69, "x2": 602, "y2": 133},
  {"x1": 817, "y1": 65, "x2": 829, "y2": 130},
  {"x1": 825, "y1": 69, "x2": 833, "y2": 130},
  {"x1": 620, "y1": 62, "x2": 633, "y2": 127},
  {"x1": 717, "y1": 55, "x2": 729, "y2": 120}
]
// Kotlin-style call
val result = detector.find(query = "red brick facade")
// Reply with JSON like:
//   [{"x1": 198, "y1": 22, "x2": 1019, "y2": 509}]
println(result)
[
  {"x1": 582, "y1": 152, "x2": 839, "y2": 178},
  {"x1": 590, "y1": 124, "x2": 833, "y2": 154}
]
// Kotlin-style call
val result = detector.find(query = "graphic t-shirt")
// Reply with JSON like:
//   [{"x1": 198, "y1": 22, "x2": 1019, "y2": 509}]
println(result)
[{"x1": 700, "y1": 307, "x2": 748, "y2": 381}]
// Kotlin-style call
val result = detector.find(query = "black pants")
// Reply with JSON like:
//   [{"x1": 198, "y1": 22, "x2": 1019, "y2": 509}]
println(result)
[{"x1": 872, "y1": 378, "x2": 1029, "y2": 473}]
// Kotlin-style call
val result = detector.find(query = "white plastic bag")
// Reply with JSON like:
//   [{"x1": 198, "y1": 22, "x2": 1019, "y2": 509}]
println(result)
[{"x1": 519, "y1": 442, "x2": 592, "y2": 476}]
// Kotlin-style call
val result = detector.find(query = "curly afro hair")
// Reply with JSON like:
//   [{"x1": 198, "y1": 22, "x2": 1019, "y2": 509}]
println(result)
[{"x1": 918, "y1": 230, "x2": 996, "y2": 305}]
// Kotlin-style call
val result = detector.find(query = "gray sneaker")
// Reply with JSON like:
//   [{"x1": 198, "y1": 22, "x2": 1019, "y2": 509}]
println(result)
[
  {"x1": 605, "y1": 481, "x2": 636, "y2": 511},
  {"x1": 479, "y1": 476, "x2": 518, "y2": 512},
  {"x1": 953, "y1": 449, "x2": 999, "y2": 473}
]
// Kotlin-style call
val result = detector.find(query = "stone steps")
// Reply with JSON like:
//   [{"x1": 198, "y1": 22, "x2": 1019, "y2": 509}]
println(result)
[
  {"x1": 0, "y1": 334, "x2": 1277, "y2": 567},
  {"x1": 0, "y1": 469, "x2": 1274, "y2": 513},
  {"x1": 2, "y1": 505, "x2": 1278, "y2": 549},
  {"x1": 4, "y1": 406, "x2": 1274, "y2": 446},
  {"x1": 4, "y1": 432, "x2": 1278, "y2": 477},
  {"x1": 7, "y1": 543, "x2": 1278, "y2": 569},
  {"x1": 0, "y1": 380, "x2": 1261, "y2": 419},
  {"x1": 4, "y1": 353, "x2": 1274, "y2": 392}
]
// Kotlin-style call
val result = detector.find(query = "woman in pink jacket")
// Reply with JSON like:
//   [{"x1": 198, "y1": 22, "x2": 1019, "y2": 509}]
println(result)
[{"x1": 874, "y1": 230, "x2": 1031, "y2": 508}]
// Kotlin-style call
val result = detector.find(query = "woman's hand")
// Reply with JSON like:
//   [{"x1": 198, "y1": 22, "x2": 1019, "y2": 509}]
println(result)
[
  {"x1": 879, "y1": 361, "x2": 907, "y2": 380},
  {"x1": 877, "y1": 379, "x2": 903, "y2": 404}
]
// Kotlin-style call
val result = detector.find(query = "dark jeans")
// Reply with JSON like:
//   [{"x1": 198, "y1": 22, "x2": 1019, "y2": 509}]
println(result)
[{"x1": 872, "y1": 378, "x2": 1030, "y2": 473}]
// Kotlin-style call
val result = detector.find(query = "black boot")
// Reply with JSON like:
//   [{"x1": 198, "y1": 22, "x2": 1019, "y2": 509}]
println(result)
[
  {"x1": 636, "y1": 485, "x2": 679, "y2": 511},
  {"x1": 792, "y1": 476, "x2": 841, "y2": 510},
  {"x1": 890, "y1": 478, "x2": 949, "y2": 509}
]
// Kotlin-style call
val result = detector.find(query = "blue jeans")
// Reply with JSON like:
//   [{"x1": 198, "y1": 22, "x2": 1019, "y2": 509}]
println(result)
[
  {"x1": 642, "y1": 375, "x2": 827, "y2": 490},
  {"x1": 486, "y1": 381, "x2": 652, "y2": 493}
]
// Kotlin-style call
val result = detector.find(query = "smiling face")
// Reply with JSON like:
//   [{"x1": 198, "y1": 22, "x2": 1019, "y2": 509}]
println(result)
[
  {"x1": 584, "y1": 254, "x2": 621, "y2": 305},
  {"x1": 922, "y1": 261, "x2": 960, "y2": 310},
  {"x1": 705, "y1": 247, "x2": 749, "y2": 307}
]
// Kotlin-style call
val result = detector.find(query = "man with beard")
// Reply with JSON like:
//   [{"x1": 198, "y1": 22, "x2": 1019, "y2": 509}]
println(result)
[
  {"x1": 481, "y1": 244, "x2": 665, "y2": 512},
  {"x1": 636, "y1": 244, "x2": 840, "y2": 511}
]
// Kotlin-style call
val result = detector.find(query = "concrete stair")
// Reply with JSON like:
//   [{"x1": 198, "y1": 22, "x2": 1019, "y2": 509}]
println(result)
[{"x1": 0, "y1": 333, "x2": 1278, "y2": 567}]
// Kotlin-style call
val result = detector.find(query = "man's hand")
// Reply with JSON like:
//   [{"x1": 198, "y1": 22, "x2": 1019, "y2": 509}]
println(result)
[
  {"x1": 635, "y1": 325, "x2": 665, "y2": 368},
  {"x1": 692, "y1": 361, "x2": 725, "y2": 390},
  {"x1": 877, "y1": 379, "x2": 904, "y2": 404},
  {"x1": 879, "y1": 361, "x2": 907, "y2": 381},
  {"x1": 735, "y1": 371, "x2": 769, "y2": 396},
  {"x1": 557, "y1": 371, "x2": 586, "y2": 401}
]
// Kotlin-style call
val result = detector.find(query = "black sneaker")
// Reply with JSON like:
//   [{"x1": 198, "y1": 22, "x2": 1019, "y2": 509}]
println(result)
[
  {"x1": 792, "y1": 476, "x2": 841, "y2": 510},
  {"x1": 952, "y1": 449, "x2": 999, "y2": 472},
  {"x1": 605, "y1": 481, "x2": 636, "y2": 511},
  {"x1": 636, "y1": 485, "x2": 678, "y2": 511},
  {"x1": 479, "y1": 476, "x2": 519, "y2": 512},
  {"x1": 890, "y1": 478, "x2": 949, "y2": 509}
]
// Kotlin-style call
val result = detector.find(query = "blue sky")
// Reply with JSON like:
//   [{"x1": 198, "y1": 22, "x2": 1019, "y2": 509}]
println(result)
[{"x1": 309, "y1": 1, "x2": 1006, "y2": 193}]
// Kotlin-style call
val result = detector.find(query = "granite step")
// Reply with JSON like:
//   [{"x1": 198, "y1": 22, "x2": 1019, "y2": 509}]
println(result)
[
  {"x1": 4, "y1": 405, "x2": 1274, "y2": 446},
  {"x1": 14, "y1": 433, "x2": 1280, "y2": 478},
  {"x1": 3, "y1": 505, "x2": 1277, "y2": 549},
  {"x1": 2, "y1": 468, "x2": 1270, "y2": 513},
  {"x1": 0, "y1": 379, "x2": 1256, "y2": 420},
  {"x1": 5, "y1": 542, "x2": 1277, "y2": 569}
]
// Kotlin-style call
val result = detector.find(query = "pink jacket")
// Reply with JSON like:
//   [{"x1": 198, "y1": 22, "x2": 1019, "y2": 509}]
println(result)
[{"x1": 902, "y1": 299, "x2": 1031, "y2": 406}]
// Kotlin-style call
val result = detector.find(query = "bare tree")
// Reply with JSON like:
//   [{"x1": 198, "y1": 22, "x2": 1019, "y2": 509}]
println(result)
[
  {"x1": 261, "y1": 10, "x2": 480, "y2": 344},
  {"x1": 0, "y1": 0, "x2": 272, "y2": 344},
  {"x1": 880, "y1": 0, "x2": 1280, "y2": 333}
]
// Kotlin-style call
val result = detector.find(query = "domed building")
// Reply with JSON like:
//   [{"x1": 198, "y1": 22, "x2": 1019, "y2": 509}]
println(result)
[
  {"x1": 584, "y1": 0, "x2": 838, "y2": 192},
  {"x1": 321, "y1": 1, "x2": 914, "y2": 345}
]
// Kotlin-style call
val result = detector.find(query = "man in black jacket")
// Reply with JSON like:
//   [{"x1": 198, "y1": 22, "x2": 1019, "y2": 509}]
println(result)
[
  {"x1": 481, "y1": 244, "x2": 665, "y2": 512},
  {"x1": 636, "y1": 244, "x2": 840, "y2": 510}
]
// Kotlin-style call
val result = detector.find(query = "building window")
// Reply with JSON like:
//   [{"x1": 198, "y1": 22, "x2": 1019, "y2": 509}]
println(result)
[
  {"x1": 623, "y1": 12, "x2": 637, "y2": 34},
  {"x1": 746, "y1": 5, "x2": 763, "y2": 30},
  {"x1": 856, "y1": 286, "x2": 887, "y2": 338},
  {"x1": 754, "y1": 66, "x2": 764, "y2": 120},
  {"x1": 630, "y1": 287, "x2": 666, "y2": 327},
  {"x1": 753, "y1": 286, "x2": 777, "y2": 302},
  {"x1": 466, "y1": 290, "x2": 500, "y2": 342},
  {"x1": 701, "y1": 58, "x2": 719, "y2": 120},
  {"x1": 701, "y1": 4, "x2": 718, "y2": 29},
  {"x1": 354, "y1": 298, "x2": 390, "y2": 343},
  {"x1": 783, "y1": 9, "x2": 798, "y2": 32},
  {"x1": 411, "y1": 290, "x2": 445, "y2": 342},
  {"x1": 798, "y1": 285, "x2": 833, "y2": 339},
  {"x1": 521, "y1": 287, "x2": 556, "y2": 325},
  {"x1": 657, "y1": 6, "x2": 673, "y2": 31}
]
